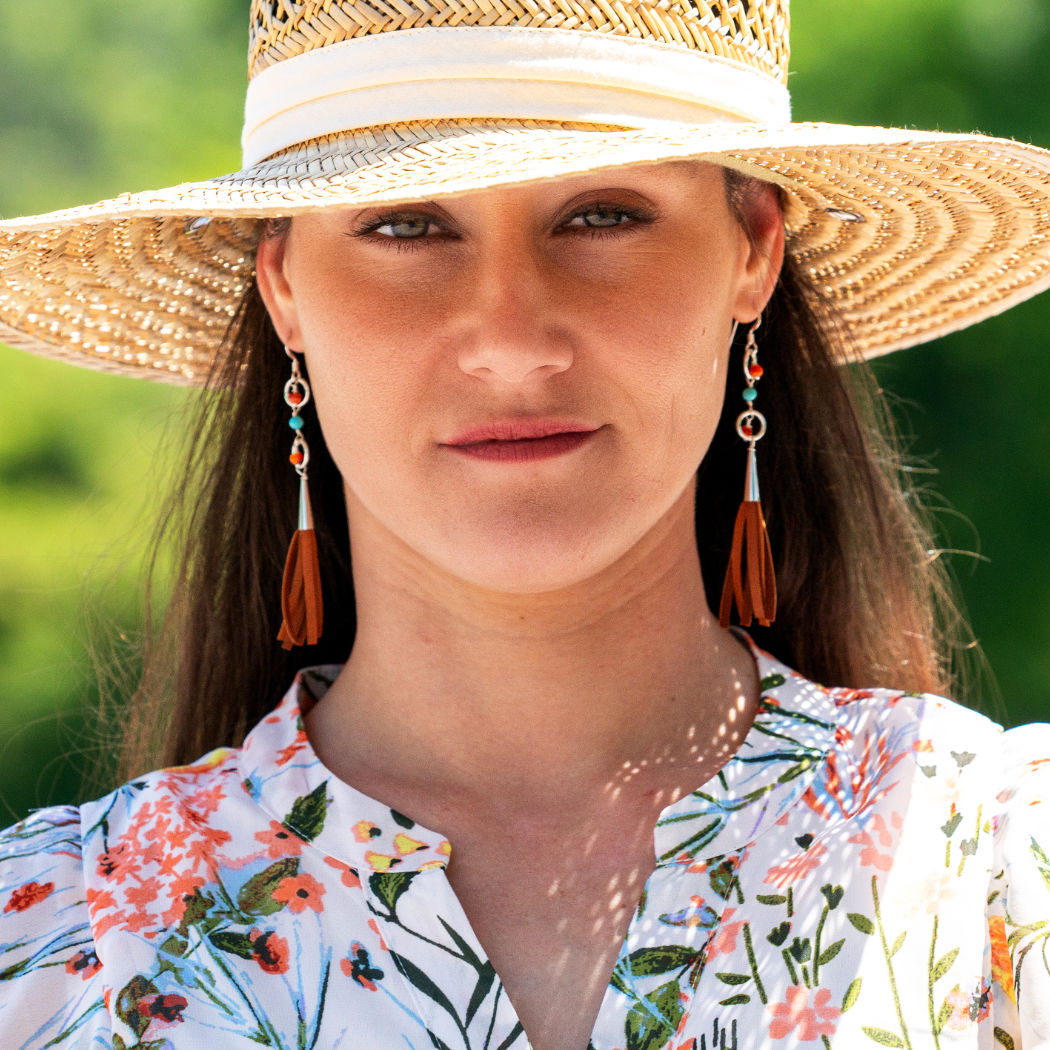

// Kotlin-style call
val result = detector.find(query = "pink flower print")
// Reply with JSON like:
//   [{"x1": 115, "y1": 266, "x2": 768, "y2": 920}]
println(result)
[
  {"x1": 764, "y1": 841, "x2": 827, "y2": 889},
  {"x1": 768, "y1": 986, "x2": 840, "y2": 1040},
  {"x1": 140, "y1": 993, "x2": 189, "y2": 1035},
  {"x1": 849, "y1": 812, "x2": 902, "y2": 871},
  {"x1": 943, "y1": 987, "x2": 974, "y2": 1032},
  {"x1": 3, "y1": 880, "x2": 54, "y2": 913},
  {"x1": 255, "y1": 821, "x2": 305, "y2": 859},
  {"x1": 943, "y1": 981, "x2": 992, "y2": 1031},
  {"x1": 705, "y1": 907, "x2": 745, "y2": 959},
  {"x1": 272, "y1": 871, "x2": 326, "y2": 914}
]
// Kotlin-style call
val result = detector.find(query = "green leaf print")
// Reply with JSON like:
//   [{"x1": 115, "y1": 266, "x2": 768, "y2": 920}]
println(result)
[
  {"x1": 390, "y1": 951, "x2": 467, "y2": 1031},
  {"x1": 1031, "y1": 837, "x2": 1050, "y2": 893},
  {"x1": 889, "y1": 931, "x2": 907, "y2": 957},
  {"x1": 370, "y1": 871, "x2": 416, "y2": 919},
  {"x1": 718, "y1": 994, "x2": 750, "y2": 1006},
  {"x1": 994, "y1": 1027, "x2": 1017, "y2": 1050},
  {"x1": 818, "y1": 938, "x2": 844, "y2": 966},
  {"x1": 760, "y1": 673, "x2": 786, "y2": 691},
  {"x1": 756, "y1": 893, "x2": 787, "y2": 905},
  {"x1": 715, "y1": 972, "x2": 750, "y2": 985},
  {"x1": 622, "y1": 945, "x2": 701, "y2": 977},
  {"x1": 208, "y1": 930, "x2": 257, "y2": 960},
  {"x1": 862, "y1": 1027, "x2": 905, "y2": 1047},
  {"x1": 116, "y1": 975, "x2": 161, "y2": 1039},
  {"x1": 931, "y1": 948, "x2": 959, "y2": 983},
  {"x1": 286, "y1": 782, "x2": 329, "y2": 841},
  {"x1": 239, "y1": 857, "x2": 300, "y2": 916},
  {"x1": 624, "y1": 979, "x2": 684, "y2": 1050},
  {"x1": 935, "y1": 999, "x2": 952, "y2": 1035},
  {"x1": 708, "y1": 857, "x2": 738, "y2": 900},
  {"x1": 841, "y1": 978, "x2": 862, "y2": 1013},
  {"x1": 848, "y1": 912, "x2": 875, "y2": 935},
  {"x1": 391, "y1": 809, "x2": 416, "y2": 829}
]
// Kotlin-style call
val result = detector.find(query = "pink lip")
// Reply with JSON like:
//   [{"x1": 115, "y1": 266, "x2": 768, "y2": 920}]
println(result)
[{"x1": 443, "y1": 420, "x2": 600, "y2": 463}]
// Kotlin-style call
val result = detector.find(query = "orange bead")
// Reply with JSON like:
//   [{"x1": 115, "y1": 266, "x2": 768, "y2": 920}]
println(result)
[
  {"x1": 288, "y1": 391, "x2": 304, "y2": 405},
  {"x1": 290, "y1": 452, "x2": 304, "y2": 465},
  {"x1": 748, "y1": 363, "x2": 764, "y2": 378}
]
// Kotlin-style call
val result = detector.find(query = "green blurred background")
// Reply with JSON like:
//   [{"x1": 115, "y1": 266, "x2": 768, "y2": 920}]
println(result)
[{"x1": 1, "y1": 0, "x2": 1048, "y2": 823}]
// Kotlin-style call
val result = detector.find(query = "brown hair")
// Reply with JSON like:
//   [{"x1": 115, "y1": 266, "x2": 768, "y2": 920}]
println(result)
[{"x1": 120, "y1": 216, "x2": 971, "y2": 777}]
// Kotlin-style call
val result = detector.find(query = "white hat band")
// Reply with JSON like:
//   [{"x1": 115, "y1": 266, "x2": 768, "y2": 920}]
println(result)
[{"x1": 241, "y1": 26, "x2": 792, "y2": 167}]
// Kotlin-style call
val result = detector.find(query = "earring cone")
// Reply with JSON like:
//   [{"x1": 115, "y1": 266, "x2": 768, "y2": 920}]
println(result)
[
  {"x1": 718, "y1": 500, "x2": 776, "y2": 629},
  {"x1": 277, "y1": 477, "x2": 323, "y2": 649}
]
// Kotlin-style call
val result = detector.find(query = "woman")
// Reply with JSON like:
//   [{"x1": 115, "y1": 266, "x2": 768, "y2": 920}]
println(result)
[{"x1": 1, "y1": 0, "x2": 1048, "y2": 1047}]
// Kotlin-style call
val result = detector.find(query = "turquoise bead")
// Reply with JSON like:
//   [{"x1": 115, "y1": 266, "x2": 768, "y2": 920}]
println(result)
[
  {"x1": 742, "y1": 388, "x2": 758, "y2": 403},
  {"x1": 289, "y1": 416, "x2": 304, "y2": 430}
]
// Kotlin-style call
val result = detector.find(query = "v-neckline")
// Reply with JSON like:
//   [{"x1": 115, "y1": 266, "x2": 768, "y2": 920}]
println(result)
[{"x1": 237, "y1": 639, "x2": 837, "y2": 1048}]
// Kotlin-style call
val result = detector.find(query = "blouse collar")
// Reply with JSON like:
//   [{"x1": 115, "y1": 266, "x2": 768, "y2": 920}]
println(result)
[{"x1": 238, "y1": 641, "x2": 837, "y2": 873}]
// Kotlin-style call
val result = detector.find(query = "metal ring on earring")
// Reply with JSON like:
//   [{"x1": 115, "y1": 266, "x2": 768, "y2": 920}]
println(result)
[{"x1": 735, "y1": 409, "x2": 767, "y2": 442}]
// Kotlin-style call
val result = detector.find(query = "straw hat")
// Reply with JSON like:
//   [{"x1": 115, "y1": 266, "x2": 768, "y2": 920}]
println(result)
[{"x1": 3, "y1": 0, "x2": 1050, "y2": 383}]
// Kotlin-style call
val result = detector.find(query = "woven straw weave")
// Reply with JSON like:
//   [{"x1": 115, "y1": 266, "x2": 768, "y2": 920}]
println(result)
[{"x1": 248, "y1": 0, "x2": 789, "y2": 82}]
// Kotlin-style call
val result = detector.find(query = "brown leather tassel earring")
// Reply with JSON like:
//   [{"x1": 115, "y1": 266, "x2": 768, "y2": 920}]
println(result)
[
  {"x1": 719, "y1": 317, "x2": 776, "y2": 629},
  {"x1": 277, "y1": 346, "x2": 324, "y2": 649}
]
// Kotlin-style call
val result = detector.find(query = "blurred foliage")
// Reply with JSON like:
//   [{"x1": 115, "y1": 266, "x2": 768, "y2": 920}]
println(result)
[{"x1": 1, "y1": 0, "x2": 1048, "y2": 822}]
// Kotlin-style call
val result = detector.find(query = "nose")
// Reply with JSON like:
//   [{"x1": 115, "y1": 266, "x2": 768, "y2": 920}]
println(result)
[{"x1": 456, "y1": 245, "x2": 574, "y2": 385}]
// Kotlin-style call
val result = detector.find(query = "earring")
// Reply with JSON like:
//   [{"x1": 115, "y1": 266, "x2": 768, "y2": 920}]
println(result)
[
  {"x1": 718, "y1": 317, "x2": 777, "y2": 629},
  {"x1": 277, "y1": 346, "x2": 324, "y2": 649}
]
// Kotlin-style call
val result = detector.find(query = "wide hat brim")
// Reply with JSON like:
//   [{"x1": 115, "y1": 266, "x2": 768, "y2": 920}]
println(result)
[{"x1": 3, "y1": 118, "x2": 1050, "y2": 383}]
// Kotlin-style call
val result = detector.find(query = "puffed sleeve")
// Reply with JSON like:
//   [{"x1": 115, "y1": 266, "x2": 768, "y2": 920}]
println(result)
[
  {"x1": 990, "y1": 723, "x2": 1050, "y2": 1047},
  {"x1": 0, "y1": 806, "x2": 110, "y2": 1048}
]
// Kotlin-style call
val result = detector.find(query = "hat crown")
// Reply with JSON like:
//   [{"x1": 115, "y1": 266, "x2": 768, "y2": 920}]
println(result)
[{"x1": 248, "y1": 0, "x2": 790, "y2": 85}]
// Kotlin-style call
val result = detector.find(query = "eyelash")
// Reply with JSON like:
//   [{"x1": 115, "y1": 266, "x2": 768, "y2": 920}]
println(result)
[{"x1": 348, "y1": 204, "x2": 652, "y2": 250}]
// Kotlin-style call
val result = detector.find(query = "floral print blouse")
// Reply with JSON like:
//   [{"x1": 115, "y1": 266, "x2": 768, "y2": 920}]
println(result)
[{"x1": 1, "y1": 643, "x2": 1048, "y2": 1049}]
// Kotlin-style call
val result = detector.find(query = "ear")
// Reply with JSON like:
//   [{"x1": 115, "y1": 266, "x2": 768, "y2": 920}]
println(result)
[
  {"x1": 255, "y1": 225, "x2": 302, "y2": 348},
  {"x1": 732, "y1": 181, "x2": 786, "y2": 323}
]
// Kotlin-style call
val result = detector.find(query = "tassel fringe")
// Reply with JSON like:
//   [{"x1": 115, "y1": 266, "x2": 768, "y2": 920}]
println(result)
[
  {"x1": 277, "y1": 478, "x2": 324, "y2": 649},
  {"x1": 718, "y1": 499, "x2": 776, "y2": 629}
]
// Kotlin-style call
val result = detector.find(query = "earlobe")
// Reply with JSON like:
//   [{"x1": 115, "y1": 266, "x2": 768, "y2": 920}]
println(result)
[{"x1": 256, "y1": 229, "x2": 301, "y2": 347}]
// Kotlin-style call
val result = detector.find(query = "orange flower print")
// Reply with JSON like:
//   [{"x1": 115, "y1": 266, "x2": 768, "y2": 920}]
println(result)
[
  {"x1": 255, "y1": 821, "x2": 305, "y2": 859},
  {"x1": 252, "y1": 930, "x2": 291, "y2": 975},
  {"x1": 324, "y1": 856, "x2": 362, "y2": 889},
  {"x1": 272, "y1": 871, "x2": 326, "y2": 914},
  {"x1": 65, "y1": 949, "x2": 102, "y2": 980},
  {"x1": 989, "y1": 916, "x2": 1017, "y2": 1004},
  {"x1": 768, "y1": 986, "x2": 840, "y2": 1040},
  {"x1": 353, "y1": 820, "x2": 381, "y2": 843},
  {"x1": 4, "y1": 880, "x2": 54, "y2": 914}
]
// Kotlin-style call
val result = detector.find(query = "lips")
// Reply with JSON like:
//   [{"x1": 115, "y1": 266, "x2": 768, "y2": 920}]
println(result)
[{"x1": 443, "y1": 420, "x2": 600, "y2": 463}]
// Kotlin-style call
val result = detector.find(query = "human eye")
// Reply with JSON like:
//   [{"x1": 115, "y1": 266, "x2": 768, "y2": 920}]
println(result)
[
  {"x1": 348, "y1": 210, "x2": 449, "y2": 248},
  {"x1": 560, "y1": 201, "x2": 652, "y2": 237}
]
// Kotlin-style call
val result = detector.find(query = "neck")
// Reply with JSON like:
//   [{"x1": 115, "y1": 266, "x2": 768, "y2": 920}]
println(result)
[{"x1": 307, "y1": 493, "x2": 758, "y2": 812}]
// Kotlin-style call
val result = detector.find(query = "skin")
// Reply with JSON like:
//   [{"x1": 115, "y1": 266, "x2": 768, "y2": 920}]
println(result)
[{"x1": 256, "y1": 161, "x2": 784, "y2": 1050}]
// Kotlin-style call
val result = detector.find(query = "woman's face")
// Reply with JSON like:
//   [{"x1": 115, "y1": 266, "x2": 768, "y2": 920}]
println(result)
[{"x1": 257, "y1": 162, "x2": 783, "y2": 594}]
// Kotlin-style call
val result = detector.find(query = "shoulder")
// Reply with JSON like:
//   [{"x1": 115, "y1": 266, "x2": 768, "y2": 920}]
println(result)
[
  {"x1": 0, "y1": 805, "x2": 109, "y2": 1045},
  {"x1": 0, "y1": 746, "x2": 245, "y2": 1046}
]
